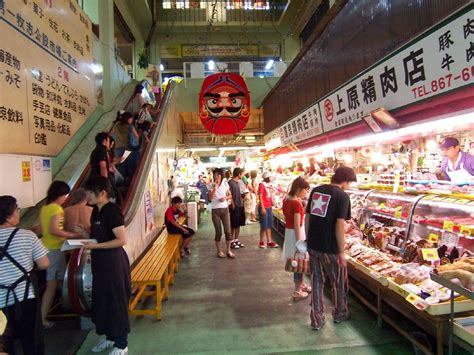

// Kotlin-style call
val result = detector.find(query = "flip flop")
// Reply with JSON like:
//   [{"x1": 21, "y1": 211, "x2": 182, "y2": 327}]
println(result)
[
  {"x1": 226, "y1": 252, "x2": 235, "y2": 259},
  {"x1": 217, "y1": 252, "x2": 225, "y2": 258}
]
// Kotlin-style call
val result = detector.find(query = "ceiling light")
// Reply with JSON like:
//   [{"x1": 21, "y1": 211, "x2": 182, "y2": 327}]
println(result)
[
  {"x1": 187, "y1": 147, "x2": 217, "y2": 152},
  {"x1": 208, "y1": 60, "x2": 215, "y2": 70},
  {"x1": 265, "y1": 59, "x2": 274, "y2": 70},
  {"x1": 159, "y1": 64, "x2": 164, "y2": 71}
]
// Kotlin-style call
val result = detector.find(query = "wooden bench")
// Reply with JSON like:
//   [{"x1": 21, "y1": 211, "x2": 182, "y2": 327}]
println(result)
[{"x1": 129, "y1": 228, "x2": 182, "y2": 320}]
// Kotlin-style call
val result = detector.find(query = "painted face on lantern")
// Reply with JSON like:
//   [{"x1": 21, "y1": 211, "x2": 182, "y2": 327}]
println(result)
[{"x1": 199, "y1": 74, "x2": 250, "y2": 135}]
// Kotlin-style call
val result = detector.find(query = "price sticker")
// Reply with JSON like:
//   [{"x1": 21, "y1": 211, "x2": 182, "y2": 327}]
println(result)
[
  {"x1": 394, "y1": 210, "x2": 402, "y2": 219},
  {"x1": 443, "y1": 221, "x2": 455, "y2": 232},
  {"x1": 455, "y1": 199, "x2": 470, "y2": 205},
  {"x1": 460, "y1": 225, "x2": 472, "y2": 236},
  {"x1": 396, "y1": 285, "x2": 409, "y2": 297},
  {"x1": 379, "y1": 203, "x2": 386, "y2": 209},
  {"x1": 429, "y1": 234, "x2": 439, "y2": 243},
  {"x1": 421, "y1": 248, "x2": 440, "y2": 262},
  {"x1": 443, "y1": 198, "x2": 457, "y2": 203},
  {"x1": 360, "y1": 223, "x2": 366, "y2": 230},
  {"x1": 406, "y1": 293, "x2": 428, "y2": 311}
]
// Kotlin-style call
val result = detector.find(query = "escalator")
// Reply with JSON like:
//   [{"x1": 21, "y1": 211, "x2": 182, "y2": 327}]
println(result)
[{"x1": 51, "y1": 81, "x2": 180, "y2": 315}]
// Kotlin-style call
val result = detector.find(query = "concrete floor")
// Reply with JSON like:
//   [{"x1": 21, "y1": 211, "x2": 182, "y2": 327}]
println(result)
[{"x1": 75, "y1": 214, "x2": 416, "y2": 354}]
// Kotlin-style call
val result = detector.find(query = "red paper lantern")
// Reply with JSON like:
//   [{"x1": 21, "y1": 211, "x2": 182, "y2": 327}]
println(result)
[{"x1": 199, "y1": 73, "x2": 250, "y2": 135}]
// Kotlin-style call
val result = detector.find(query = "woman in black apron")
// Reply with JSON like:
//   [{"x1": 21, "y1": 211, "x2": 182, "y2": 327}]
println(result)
[{"x1": 82, "y1": 177, "x2": 131, "y2": 355}]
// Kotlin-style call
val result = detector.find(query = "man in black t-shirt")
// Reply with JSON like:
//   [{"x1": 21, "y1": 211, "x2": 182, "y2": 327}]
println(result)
[
  {"x1": 90, "y1": 132, "x2": 110, "y2": 179},
  {"x1": 304, "y1": 166, "x2": 357, "y2": 330}
]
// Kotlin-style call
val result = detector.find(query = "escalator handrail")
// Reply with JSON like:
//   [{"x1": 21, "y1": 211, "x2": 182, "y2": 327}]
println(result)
[{"x1": 122, "y1": 81, "x2": 176, "y2": 225}]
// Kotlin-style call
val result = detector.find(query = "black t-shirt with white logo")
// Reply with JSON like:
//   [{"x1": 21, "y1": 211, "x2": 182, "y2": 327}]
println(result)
[{"x1": 305, "y1": 184, "x2": 351, "y2": 254}]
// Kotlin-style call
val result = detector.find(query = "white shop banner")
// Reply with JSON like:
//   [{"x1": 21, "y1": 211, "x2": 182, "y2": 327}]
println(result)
[
  {"x1": 279, "y1": 102, "x2": 323, "y2": 145},
  {"x1": 276, "y1": 5, "x2": 474, "y2": 144},
  {"x1": 321, "y1": 6, "x2": 474, "y2": 132}
]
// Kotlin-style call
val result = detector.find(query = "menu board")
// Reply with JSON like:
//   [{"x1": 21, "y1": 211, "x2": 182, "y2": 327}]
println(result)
[{"x1": 0, "y1": 0, "x2": 96, "y2": 156}]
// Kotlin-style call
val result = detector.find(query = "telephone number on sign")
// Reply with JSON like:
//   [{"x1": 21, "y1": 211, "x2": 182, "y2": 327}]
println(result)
[{"x1": 411, "y1": 66, "x2": 474, "y2": 99}]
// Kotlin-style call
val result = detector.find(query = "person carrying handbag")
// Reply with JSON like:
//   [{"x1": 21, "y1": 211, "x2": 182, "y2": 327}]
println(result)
[{"x1": 282, "y1": 177, "x2": 312, "y2": 301}]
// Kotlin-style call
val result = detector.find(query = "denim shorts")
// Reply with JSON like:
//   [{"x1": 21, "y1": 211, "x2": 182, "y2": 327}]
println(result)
[
  {"x1": 258, "y1": 207, "x2": 273, "y2": 230},
  {"x1": 46, "y1": 250, "x2": 66, "y2": 281}
]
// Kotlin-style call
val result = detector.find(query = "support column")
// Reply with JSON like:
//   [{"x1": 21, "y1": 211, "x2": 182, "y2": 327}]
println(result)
[{"x1": 98, "y1": 0, "x2": 115, "y2": 110}]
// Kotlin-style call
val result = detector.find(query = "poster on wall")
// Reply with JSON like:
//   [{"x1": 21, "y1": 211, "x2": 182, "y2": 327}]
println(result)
[
  {"x1": 199, "y1": 73, "x2": 250, "y2": 135},
  {"x1": 0, "y1": 0, "x2": 96, "y2": 156},
  {"x1": 144, "y1": 190, "x2": 153, "y2": 232}
]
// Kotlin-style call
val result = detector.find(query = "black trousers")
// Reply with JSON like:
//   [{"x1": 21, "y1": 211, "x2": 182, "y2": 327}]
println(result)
[
  {"x1": 0, "y1": 299, "x2": 44, "y2": 355},
  {"x1": 166, "y1": 225, "x2": 195, "y2": 239}
]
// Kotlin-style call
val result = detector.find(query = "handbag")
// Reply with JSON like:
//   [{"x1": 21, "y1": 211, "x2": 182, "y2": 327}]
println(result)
[{"x1": 285, "y1": 252, "x2": 310, "y2": 274}]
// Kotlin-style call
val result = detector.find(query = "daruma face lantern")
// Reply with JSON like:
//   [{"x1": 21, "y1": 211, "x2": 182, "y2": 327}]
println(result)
[{"x1": 199, "y1": 73, "x2": 250, "y2": 135}]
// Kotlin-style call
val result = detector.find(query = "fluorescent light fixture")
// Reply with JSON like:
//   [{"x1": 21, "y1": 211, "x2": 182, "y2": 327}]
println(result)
[
  {"x1": 265, "y1": 59, "x2": 274, "y2": 70},
  {"x1": 91, "y1": 63, "x2": 103, "y2": 74},
  {"x1": 187, "y1": 147, "x2": 218, "y2": 152},
  {"x1": 208, "y1": 60, "x2": 215, "y2": 70},
  {"x1": 287, "y1": 112, "x2": 474, "y2": 159},
  {"x1": 159, "y1": 64, "x2": 164, "y2": 71},
  {"x1": 156, "y1": 148, "x2": 175, "y2": 153},
  {"x1": 259, "y1": 75, "x2": 264, "y2": 78}
]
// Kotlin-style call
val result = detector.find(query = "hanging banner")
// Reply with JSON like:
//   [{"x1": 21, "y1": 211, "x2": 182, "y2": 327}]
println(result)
[
  {"x1": 278, "y1": 5, "x2": 474, "y2": 144},
  {"x1": 199, "y1": 73, "x2": 250, "y2": 135},
  {"x1": 0, "y1": 0, "x2": 96, "y2": 156},
  {"x1": 279, "y1": 102, "x2": 323, "y2": 145}
]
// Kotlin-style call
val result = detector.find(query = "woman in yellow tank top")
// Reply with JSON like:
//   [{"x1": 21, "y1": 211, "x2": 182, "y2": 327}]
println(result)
[{"x1": 39, "y1": 181, "x2": 81, "y2": 328}]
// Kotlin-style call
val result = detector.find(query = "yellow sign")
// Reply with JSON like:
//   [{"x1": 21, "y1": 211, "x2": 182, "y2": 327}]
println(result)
[
  {"x1": 182, "y1": 44, "x2": 259, "y2": 57},
  {"x1": 429, "y1": 234, "x2": 439, "y2": 243},
  {"x1": 443, "y1": 221, "x2": 455, "y2": 232},
  {"x1": 406, "y1": 293, "x2": 427, "y2": 311},
  {"x1": 159, "y1": 44, "x2": 181, "y2": 58},
  {"x1": 258, "y1": 44, "x2": 281, "y2": 57},
  {"x1": 394, "y1": 210, "x2": 402, "y2": 219},
  {"x1": 460, "y1": 225, "x2": 472, "y2": 236},
  {"x1": 0, "y1": 0, "x2": 96, "y2": 156},
  {"x1": 421, "y1": 248, "x2": 440, "y2": 262},
  {"x1": 21, "y1": 161, "x2": 31, "y2": 182}
]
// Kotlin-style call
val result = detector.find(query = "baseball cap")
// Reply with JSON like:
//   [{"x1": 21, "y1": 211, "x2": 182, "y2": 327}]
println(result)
[
  {"x1": 262, "y1": 171, "x2": 271, "y2": 179},
  {"x1": 440, "y1": 137, "x2": 460, "y2": 149}
]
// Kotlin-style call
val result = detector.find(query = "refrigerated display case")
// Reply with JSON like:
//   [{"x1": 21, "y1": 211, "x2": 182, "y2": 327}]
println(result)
[{"x1": 346, "y1": 189, "x2": 371, "y2": 225}]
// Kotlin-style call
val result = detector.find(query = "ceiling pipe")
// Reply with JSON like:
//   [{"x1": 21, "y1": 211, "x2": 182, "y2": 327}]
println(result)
[{"x1": 145, "y1": 0, "x2": 157, "y2": 50}]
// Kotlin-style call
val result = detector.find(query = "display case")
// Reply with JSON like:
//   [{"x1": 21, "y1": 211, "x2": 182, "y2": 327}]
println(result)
[
  {"x1": 359, "y1": 191, "x2": 421, "y2": 254},
  {"x1": 346, "y1": 189, "x2": 371, "y2": 225},
  {"x1": 409, "y1": 196, "x2": 474, "y2": 259}
]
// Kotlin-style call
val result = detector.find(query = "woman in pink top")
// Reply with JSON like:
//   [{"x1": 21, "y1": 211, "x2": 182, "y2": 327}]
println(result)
[{"x1": 257, "y1": 172, "x2": 278, "y2": 249}]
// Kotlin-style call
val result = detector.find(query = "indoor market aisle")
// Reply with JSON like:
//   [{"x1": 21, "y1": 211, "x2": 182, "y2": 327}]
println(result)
[{"x1": 77, "y1": 214, "x2": 414, "y2": 354}]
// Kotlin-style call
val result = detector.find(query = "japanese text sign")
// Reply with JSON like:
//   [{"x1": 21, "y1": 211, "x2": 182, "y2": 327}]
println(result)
[
  {"x1": 278, "y1": 5, "x2": 474, "y2": 145},
  {"x1": 0, "y1": 0, "x2": 96, "y2": 156},
  {"x1": 279, "y1": 102, "x2": 323, "y2": 145}
]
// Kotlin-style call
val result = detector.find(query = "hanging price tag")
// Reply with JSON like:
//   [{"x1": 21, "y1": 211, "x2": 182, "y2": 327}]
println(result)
[
  {"x1": 429, "y1": 234, "x2": 439, "y2": 243},
  {"x1": 443, "y1": 221, "x2": 455, "y2": 232},
  {"x1": 421, "y1": 248, "x2": 440, "y2": 262},
  {"x1": 406, "y1": 293, "x2": 428, "y2": 311},
  {"x1": 460, "y1": 225, "x2": 472, "y2": 236},
  {"x1": 394, "y1": 210, "x2": 402, "y2": 219}
]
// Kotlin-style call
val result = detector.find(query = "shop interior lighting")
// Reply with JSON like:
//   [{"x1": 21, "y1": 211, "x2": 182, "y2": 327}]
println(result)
[
  {"x1": 187, "y1": 147, "x2": 218, "y2": 152},
  {"x1": 159, "y1": 64, "x2": 164, "y2": 71},
  {"x1": 344, "y1": 154, "x2": 354, "y2": 164},
  {"x1": 218, "y1": 146, "x2": 252, "y2": 151},
  {"x1": 287, "y1": 112, "x2": 474, "y2": 159},
  {"x1": 265, "y1": 59, "x2": 274, "y2": 70},
  {"x1": 426, "y1": 139, "x2": 438, "y2": 151},
  {"x1": 208, "y1": 60, "x2": 215, "y2": 70},
  {"x1": 91, "y1": 63, "x2": 103, "y2": 74},
  {"x1": 155, "y1": 148, "x2": 175, "y2": 153}
]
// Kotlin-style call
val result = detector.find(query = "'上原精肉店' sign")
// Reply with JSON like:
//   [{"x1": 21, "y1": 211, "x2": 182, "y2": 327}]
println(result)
[
  {"x1": 0, "y1": 0, "x2": 96, "y2": 156},
  {"x1": 278, "y1": 5, "x2": 474, "y2": 146}
]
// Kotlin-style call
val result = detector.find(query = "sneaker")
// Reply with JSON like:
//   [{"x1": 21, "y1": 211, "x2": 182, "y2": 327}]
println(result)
[
  {"x1": 334, "y1": 314, "x2": 350, "y2": 324},
  {"x1": 311, "y1": 321, "x2": 326, "y2": 331},
  {"x1": 258, "y1": 241, "x2": 266, "y2": 249},
  {"x1": 245, "y1": 220, "x2": 253, "y2": 225},
  {"x1": 92, "y1": 339, "x2": 114, "y2": 352},
  {"x1": 109, "y1": 347, "x2": 128, "y2": 355},
  {"x1": 184, "y1": 247, "x2": 191, "y2": 255},
  {"x1": 267, "y1": 242, "x2": 279, "y2": 248},
  {"x1": 235, "y1": 240, "x2": 245, "y2": 248},
  {"x1": 231, "y1": 241, "x2": 240, "y2": 249}
]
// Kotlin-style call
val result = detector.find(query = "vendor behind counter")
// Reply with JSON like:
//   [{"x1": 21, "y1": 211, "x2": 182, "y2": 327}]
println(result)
[{"x1": 440, "y1": 137, "x2": 474, "y2": 183}]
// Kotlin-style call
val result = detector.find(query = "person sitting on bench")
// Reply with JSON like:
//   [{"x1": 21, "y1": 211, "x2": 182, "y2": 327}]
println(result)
[{"x1": 165, "y1": 196, "x2": 195, "y2": 257}]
